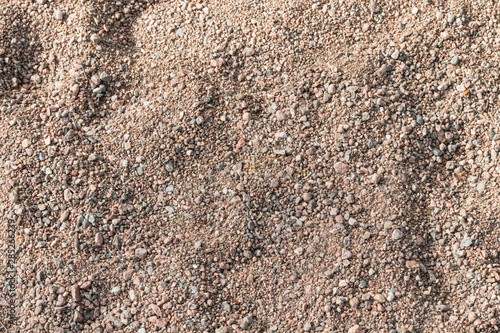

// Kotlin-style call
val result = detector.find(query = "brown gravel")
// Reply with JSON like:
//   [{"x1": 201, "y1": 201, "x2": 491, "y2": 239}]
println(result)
[{"x1": 1, "y1": 0, "x2": 500, "y2": 332}]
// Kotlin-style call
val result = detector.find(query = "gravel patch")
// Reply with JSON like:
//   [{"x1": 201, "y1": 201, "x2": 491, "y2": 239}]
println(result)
[{"x1": 1, "y1": 0, "x2": 500, "y2": 332}]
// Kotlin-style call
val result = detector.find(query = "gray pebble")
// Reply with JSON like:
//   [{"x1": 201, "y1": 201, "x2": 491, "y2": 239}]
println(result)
[
  {"x1": 461, "y1": 236, "x2": 473, "y2": 248},
  {"x1": 432, "y1": 149, "x2": 443, "y2": 157}
]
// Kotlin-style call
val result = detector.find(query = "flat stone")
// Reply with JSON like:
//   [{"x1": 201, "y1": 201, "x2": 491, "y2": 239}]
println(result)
[{"x1": 135, "y1": 248, "x2": 148, "y2": 259}]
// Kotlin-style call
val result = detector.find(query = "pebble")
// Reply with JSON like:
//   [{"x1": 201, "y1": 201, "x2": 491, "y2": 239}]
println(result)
[
  {"x1": 54, "y1": 9, "x2": 64, "y2": 21},
  {"x1": 334, "y1": 162, "x2": 348, "y2": 174},
  {"x1": 71, "y1": 285, "x2": 81, "y2": 302},
  {"x1": 391, "y1": 229, "x2": 403, "y2": 240},
  {"x1": 242, "y1": 47, "x2": 255, "y2": 56},
  {"x1": 111, "y1": 286, "x2": 122, "y2": 295},
  {"x1": 221, "y1": 302, "x2": 231, "y2": 312},
  {"x1": 100, "y1": 72, "x2": 111, "y2": 82},
  {"x1": 373, "y1": 294, "x2": 385, "y2": 303},
  {"x1": 129, "y1": 289, "x2": 137, "y2": 301},
  {"x1": 348, "y1": 325, "x2": 364, "y2": 333},
  {"x1": 90, "y1": 34, "x2": 102, "y2": 43},
  {"x1": 461, "y1": 236, "x2": 473, "y2": 248},
  {"x1": 95, "y1": 233, "x2": 104, "y2": 246},
  {"x1": 391, "y1": 50, "x2": 400, "y2": 60},
  {"x1": 294, "y1": 247, "x2": 304, "y2": 255},
  {"x1": 135, "y1": 248, "x2": 148, "y2": 259}
]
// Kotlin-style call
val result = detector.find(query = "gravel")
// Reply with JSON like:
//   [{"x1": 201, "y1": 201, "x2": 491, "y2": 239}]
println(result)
[{"x1": 1, "y1": 0, "x2": 500, "y2": 332}]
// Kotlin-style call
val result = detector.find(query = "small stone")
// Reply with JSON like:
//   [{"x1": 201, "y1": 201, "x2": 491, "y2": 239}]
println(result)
[
  {"x1": 461, "y1": 236, "x2": 473, "y2": 248},
  {"x1": 135, "y1": 248, "x2": 148, "y2": 259},
  {"x1": 294, "y1": 247, "x2": 304, "y2": 255},
  {"x1": 71, "y1": 285, "x2": 81, "y2": 302},
  {"x1": 64, "y1": 189, "x2": 72, "y2": 202},
  {"x1": 91, "y1": 75, "x2": 101, "y2": 86},
  {"x1": 100, "y1": 72, "x2": 111, "y2": 82},
  {"x1": 341, "y1": 248, "x2": 352, "y2": 260},
  {"x1": 276, "y1": 111, "x2": 285, "y2": 121},
  {"x1": 242, "y1": 47, "x2": 255, "y2": 56},
  {"x1": 221, "y1": 301, "x2": 230, "y2": 312},
  {"x1": 31, "y1": 74, "x2": 41, "y2": 84},
  {"x1": 411, "y1": 7, "x2": 418, "y2": 15},
  {"x1": 374, "y1": 294, "x2": 385, "y2": 303},
  {"x1": 468, "y1": 312, "x2": 477, "y2": 323},
  {"x1": 436, "y1": 304, "x2": 451, "y2": 312},
  {"x1": 95, "y1": 233, "x2": 104, "y2": 247},
  {"x1": 123, "y1": 268, "x2": 135, "y2": 281},
  {"x1": 111, "y1": 286, "x2": 122, "y2": 295},
  {"x1": 129, "y1": 289, "x2": 137, "y2": 301},
  {"x1": 74, "y1": 310, "x2": 83, "y2": 322},
  {"x1": 247, "y1": 221, "x2": 255, "y2": 230},
  {"x1": 60, "y1": 210, "x2": 69, "y2": 222},
  {"x1": 54, "y1": 9, "x2": 64, "y2": 21},
  {"x1": 377, "y1": 64, "x2": 387, "y2": 77},
  {"x1": 432, "y1": 149, "x2": 443, "y2": 157},
  {"x1": 80, "y1": 281, "x2": 91, "y2": 290},
  {"x1": 334, "y1": 162, "x2": 348, "y2": 174},
  {"x1": 242, "y1": 112, "x2": 251, "y2": 122},
  {"x1": 391, "y1": 50, "x2": 400, "y2": 60},
  {"x1": 451, "y1": 55, "x2": 459, "y2": 65},
  {"x1": 22, "y1": 139, "x2": 30, "y2": 148},
  {"x1": 406, "y1": 260, "x2": 420, "y2": 269},
  {"x1": 367, "y1": 173, "x2": 381, "y2": 184},
  {"x1": 392, "y1": 229, "x2": 403, "y2": 240},
  {"x1": 303, "y1": 323, "x2": 312, "y2": 332},
  {"x1": 90, "y1": 34, "x2": 102, "y2": 44},
  {"x1": 348, "y1": 325, "x2": 364, "y2": 333}
]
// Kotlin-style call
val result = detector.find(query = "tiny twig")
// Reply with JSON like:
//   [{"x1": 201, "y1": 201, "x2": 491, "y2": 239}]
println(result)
[
  {"x1": 76, "y1": 44, "x2": 88, "y2": 82},
  {"x1": 79, "y1": 56, "x2": 88, "y2": 82}
]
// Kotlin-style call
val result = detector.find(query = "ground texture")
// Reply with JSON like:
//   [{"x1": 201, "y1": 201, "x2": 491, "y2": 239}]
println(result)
[{"x1": 1, "y1": 0, "x2": 500, "y2": 332}]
